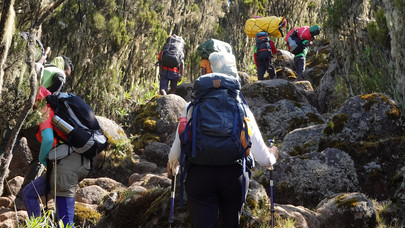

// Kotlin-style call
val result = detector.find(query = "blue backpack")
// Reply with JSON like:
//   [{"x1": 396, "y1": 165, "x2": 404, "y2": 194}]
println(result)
[{"x1": 178, "y1": 73, "x2": 252, "y2": 206}]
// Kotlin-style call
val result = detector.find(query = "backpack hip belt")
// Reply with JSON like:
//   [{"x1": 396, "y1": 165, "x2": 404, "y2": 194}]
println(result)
[{"x1": 162, "y1": 66, "x2": 179, "y2": 73}]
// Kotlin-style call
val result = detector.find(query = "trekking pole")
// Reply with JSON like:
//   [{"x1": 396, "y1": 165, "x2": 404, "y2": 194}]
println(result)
[
  {"x1": 169, "y1": 170, "x2": 177, "y2": 227},
  {"x1": 268, "y1": 139, "x2": 275, "y2": 228}
]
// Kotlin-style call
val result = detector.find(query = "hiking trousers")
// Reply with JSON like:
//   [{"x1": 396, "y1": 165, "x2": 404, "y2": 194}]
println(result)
[
  {"x1": 159, "y1": 69, "x2": 179, "y2": 93},
  {"x1": 257, "y1": 58, "x2": 276, "y2": 80},
  {"x1": 185, "y1": 164, "x2": 250, "y2": 228},
  {"x1": 22, "y1": 176, "x2": 75, "y2": 227},
  {"x1": 294, "y1": 56, "x2": 306, "y2": 80}
]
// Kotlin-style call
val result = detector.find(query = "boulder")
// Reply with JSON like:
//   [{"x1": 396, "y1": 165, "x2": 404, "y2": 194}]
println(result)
[
  {"x1": 241, "y1": 79, "x2": 311, "y2": 112},
  {"x1": 276, "y1": 204, "x2": 321, "y2": 228},
  {"x1": 76, "y1": 185, "x2": 108, "y2": 204},
  {"x1": 316, "y1": 192, "x2": 377, "y2": 228},
  {"x1": 4, "y1": 176, "x2": 24, "y2": 196},
  {"x1": 142, "y1": 142, "x2": 171, "y2": 167},
  {"x1": 175, "y1": 82, "x2": 193, "y2": 102},
  {"x1": 254, "y1": 99, "x2": 324, "y2": 141},
  {"x1": 79, "y1": 177, "x2": 125, "y2": 192},
  {"x1": 156, "y1": 94, "x2": 187, "y2": 136},
  {"x1": 259, "y1": 148, "x2": 358, "y2": 208},
  {"x1": 282, "y1": 124, "x2": 324, "y2": 156},
  {"x1": 8, "y1": 138, "x2": 32, "y2": 180},
  {"x1": 318, "y1": 93, "x2": 405, "y2": 199}
]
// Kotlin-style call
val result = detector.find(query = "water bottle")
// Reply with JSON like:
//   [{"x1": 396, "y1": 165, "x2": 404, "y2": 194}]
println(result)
[
  {"x1": 178, "y1": 117, "x2": 187, "y2": 135},
  {"x1": 52, "y1": 115, "x2": 74, "y2": 134}
]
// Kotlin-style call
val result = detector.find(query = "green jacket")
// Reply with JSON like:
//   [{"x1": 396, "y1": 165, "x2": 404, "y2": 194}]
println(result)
[
  {"x1": 295, "y1": 40, "x2": 310, "y2": 57},
  {"x1": 41, "y1": 65, "x2": 66, "y2": 93}
]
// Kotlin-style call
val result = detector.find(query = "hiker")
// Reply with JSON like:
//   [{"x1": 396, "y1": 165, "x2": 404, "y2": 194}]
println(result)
[
  {"x1": 254, "y1": 32, "x2": 278, "y2": 80},
  {"x1": 20, "y1": 55, "x2": 73, "y2": 189},
  {"x1": 198, "y1": 39, "x2": 233, "y2": 75},
  {"x1": 285, "y1": 25, "x2": 321, "y2": 80},
  {"x1": 158, "y1": 34, "x2": 185, "y2": 95},
  {"x1": 41, "y1": 55, "x2": 74, "y2": 93},
  {"x1": 167, "y1": 74, "x2": 279, "y2": 227},
  {"x1": 200, "y1": 57, "x2": 212, "y2": 75},
  {"x1": 21, "y1": 86, "x2": 90, "y2": 227}
]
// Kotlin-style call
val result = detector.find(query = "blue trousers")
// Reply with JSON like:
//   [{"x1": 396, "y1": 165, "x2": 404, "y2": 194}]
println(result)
[
  {"x1": 185, "y1": 164, "x2": 250, "y2": 228},
  {"x1": 294, "y1": 56, "x2": 306, "y2": 80},
  {"x1": 159, "y1": 70, "x2": 179, "y2": 92},
  {"x1": 257, "y1": 58, "x2": 276, "y2": 80},
  {"x1": 22, "y1": 176, "x2": 76, "y2": 227}
]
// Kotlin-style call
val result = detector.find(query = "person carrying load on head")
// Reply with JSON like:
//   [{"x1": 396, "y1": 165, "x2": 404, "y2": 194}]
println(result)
[
  {"x1": 284, "y1": 25, "x2": 321, "y2": 81},
  {"x1": 244, "y1": 16, "x2": 287, "y2": 80},
  {"x1": 166, "y1": 55, "x2": 279, "y2": 227},
  {"x1": 158, "y1": 34, "x2": 185, "y2": 95},
  {"x1": 21, "y1": 86, "x2": 91, "y2": 227}
]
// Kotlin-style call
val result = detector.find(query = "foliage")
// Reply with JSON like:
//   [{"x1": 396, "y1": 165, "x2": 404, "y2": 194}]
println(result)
[
  {"x1": 23, "y1": 210, "x2": 74, "y2": 228},
  {"x1": 324, "y1": 0, "x2": 353, "y2": 33},
  {"x1": 374, "y1": 200, "x2": 403, "y2": 228},
  {"x1": 366, "y1": 9, "x2": 390, "y2": 49}
]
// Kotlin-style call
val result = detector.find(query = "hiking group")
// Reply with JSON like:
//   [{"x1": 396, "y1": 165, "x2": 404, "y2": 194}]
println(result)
[
  {"x1": 19, "y1": 15, "x2": 321, "y2": 228},
  {"x1": 164, "y1": 16, "x2": 321, "y2": 227}
]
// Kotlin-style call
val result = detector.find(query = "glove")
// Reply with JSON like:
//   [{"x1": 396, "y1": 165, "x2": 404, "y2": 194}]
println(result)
[
  {"x1": 269, "y1": 146, "x2": 279, "y2": 159},
  {"x1": 168, "y1": 148, "x2": 180, "y2": 176},
  {"x1": 266, "y1": 146, "x2": 278, "y2": 170}
]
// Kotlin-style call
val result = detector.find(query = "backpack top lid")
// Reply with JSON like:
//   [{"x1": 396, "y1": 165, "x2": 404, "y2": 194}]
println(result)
[
  {"x1": 166, "y1": 34, "x2": 185, "y2": 45},
  {"x1": 193, "y1": 73, "x2": 241, "y2": 98},
  {"x1": 256, "y1": 31, "x2": 269, "y2": 38},
  {"x1": 197, "y1": 39, "x2": 232, "y2": 59},
  {"x1": 208, "y1": 52, "x2": 239, "y2": 80}
]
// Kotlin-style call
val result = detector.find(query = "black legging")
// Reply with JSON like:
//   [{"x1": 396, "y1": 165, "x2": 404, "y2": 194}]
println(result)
[{"x1": 185, "y1": 164, "x2": 250, "y2": 228}]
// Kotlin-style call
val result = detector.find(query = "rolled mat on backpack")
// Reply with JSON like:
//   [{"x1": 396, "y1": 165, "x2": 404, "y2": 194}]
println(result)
[{"x1": 244, "y1": 16, "x2": 285, "y2": 38}]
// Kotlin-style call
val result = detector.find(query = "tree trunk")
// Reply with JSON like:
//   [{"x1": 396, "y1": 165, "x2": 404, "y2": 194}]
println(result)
[
  {"x1": 0, "y1": 0, "x2": 15, "y2": 101},
  {"x1": 0, "y1": 0, "x2": 67, "y2": 196},
  {"x1": 383, "y1": 0, "x2": 405, "y2": 107},
  {"x1": 0, "y1": 30, "x2": 38, "y2": 196}
]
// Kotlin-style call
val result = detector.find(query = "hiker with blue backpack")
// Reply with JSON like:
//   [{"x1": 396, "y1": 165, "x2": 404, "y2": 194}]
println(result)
[
  {"x1": 166, "y1": 60, "x2": 279, "y2": 227},
  {"x1": 21, "y1": 86, "x2": 108, "y2": 227},
  {"x1": 285, "y1": 25, "x2": 321, "y2": 80}
]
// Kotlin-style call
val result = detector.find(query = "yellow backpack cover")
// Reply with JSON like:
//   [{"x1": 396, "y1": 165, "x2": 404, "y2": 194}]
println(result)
[{"x1": 244, "y1": 16, "x2": 285, "y2": 38}]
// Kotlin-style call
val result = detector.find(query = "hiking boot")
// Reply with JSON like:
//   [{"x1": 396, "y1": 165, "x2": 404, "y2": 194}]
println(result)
[{"x1": 160, "y1": 89, "x2": 167, "y2": 95}]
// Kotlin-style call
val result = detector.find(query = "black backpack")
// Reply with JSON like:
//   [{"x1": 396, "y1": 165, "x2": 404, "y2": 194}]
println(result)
[
  {"x1": 287, "y1": 33, "x2": 305, "y2": 55},
  {"x1": 46, "y1": 93, "x2": 109, "y2": 160},
  {"x1": 255, "y1": 32, "x2": 272, "y2": 59},
  {"x1": 160, "y1": 35, "x2": 185, "y2": 68}
]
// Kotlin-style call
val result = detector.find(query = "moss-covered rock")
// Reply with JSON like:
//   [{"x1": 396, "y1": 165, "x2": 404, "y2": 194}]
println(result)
[
  {"x1": 316, "y1": 192, "x2": 377, "y2": 228},
  {"x1": 258, "y1": 148, "x2": 358, "y2": 208},
  {"x1": 74, "y1": 202, "x2": 101, "y2": 227}
]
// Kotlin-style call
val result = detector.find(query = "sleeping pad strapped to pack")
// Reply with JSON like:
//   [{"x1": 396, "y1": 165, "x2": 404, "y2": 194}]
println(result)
[{"x1": 244, "y1": 16, "x2": 286, "y2": 38}]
